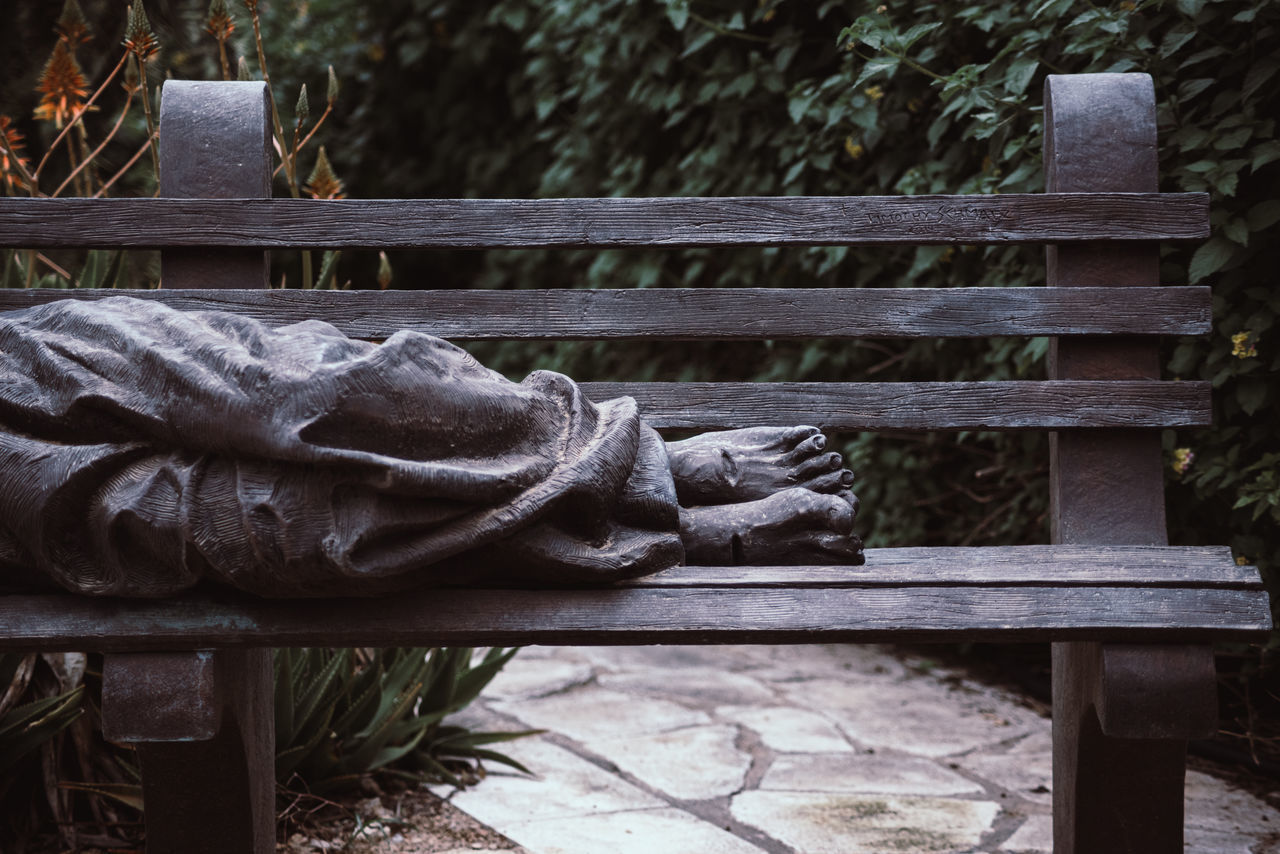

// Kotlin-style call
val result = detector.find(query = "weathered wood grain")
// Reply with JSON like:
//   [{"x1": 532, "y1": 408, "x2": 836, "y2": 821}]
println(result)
[
  {"x1": 0, "y1": 193, "x2": 1209, "y2": 248},
  {"x1": 0, "y1": 584, "x2": 1267, "y2": 651},
  {"x1": 576, "y1": 380, "x2": 1211, "y2": 430},
  {"x1": 1043, "y1": 72, "x2": 1201, "y2": 854},
  {"x1": 0, "y1": 287, "x2": 1212, "y2": 339},
  {"x1": 634, "y1": 545, "x2": 1261, "y2": 588}
]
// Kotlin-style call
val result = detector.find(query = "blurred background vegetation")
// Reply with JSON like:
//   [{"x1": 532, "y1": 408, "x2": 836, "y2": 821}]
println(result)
[{"x1": 2, "y1": 0, "x2": 1278, "y2": 847}]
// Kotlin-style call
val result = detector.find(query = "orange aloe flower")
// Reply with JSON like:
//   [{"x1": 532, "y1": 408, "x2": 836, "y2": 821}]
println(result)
[
  {"x1": 0, "y1": 116, "x2": 31, "y2": 192},
  {"x1": 206, "y1": 0, "x2": 236, "y2": 40},
  {"x1": 33, "y1": 41, "x2": 90, "y2": 128},
  {"x1": 123, "y1": 3, "x2": 159, "y2": 62},
  {"x1": 305, "y1": 147, "x2": 345, "y2": 200},
  {"x1": 56, "y1": 0, "x2": 93, "y2": 46}
]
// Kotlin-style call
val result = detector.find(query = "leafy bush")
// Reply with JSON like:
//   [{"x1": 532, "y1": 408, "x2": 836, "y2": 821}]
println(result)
[{"x1": 274, "y1": 0, "x2": 1275, "y2": 604}]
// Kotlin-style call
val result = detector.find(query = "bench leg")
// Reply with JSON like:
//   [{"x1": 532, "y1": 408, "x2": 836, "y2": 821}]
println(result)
[
  {"x1": 1052, "y1": 641, "x2": 1216, "y2": 853},
  {"x1": 101, "y1": 649, "x2": 275, "y2": 854}
]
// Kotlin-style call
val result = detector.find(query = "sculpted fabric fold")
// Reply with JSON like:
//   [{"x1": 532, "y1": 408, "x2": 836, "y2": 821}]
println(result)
[{"x1": 0, "y1": 297, "x2": 682, "y2": 597}]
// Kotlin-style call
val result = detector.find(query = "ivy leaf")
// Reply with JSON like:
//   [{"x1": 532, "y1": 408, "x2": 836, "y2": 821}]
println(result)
[
  {"x1": 664, "y1": 0, "x2": 689, "y2": 31},
  {"x1": 1159, "y1": 26, "x2": 1195, "y2": 58},
  {"x1": 1236, "y1": 378, "x2": 1268, "y2": 416},
  {"x1": 787, "y1": 90, "x2": 816, "y2": 123},
  {"x1": 1188, "y1": 237, "x2": 1236, "y2": 283},
  {"x1": 855, "y1": 56, "x2": 899, "y2": 86},
  {"x1": 1004, "y1": 56, "x2": 1038, "y2": 94},
  {"x1": 897, "y1": 22, "x2": 942, "y2": 50},
  {"x1": 1243, "y1": 57, "x2": 1280, "y2": 103},
  {"x1": 1223, "y1": 218, "x2": 1249, "y2": 246},
  {"x1": 1251, "y1": 141, "x2": 1280, "y2": 172},
  {"x1": 1176, "y1": 0, "x2": 1206, "y2": 16},
  {"x1": 1212, "y1": 127, "x2": 1252, "y2": 151},
  {"x1": 1177, "y1": 78, "x2": 1214, "y2": 102},
  {"x1": 1246, "y1": 200, "x2": 1280, "y2": 232}
]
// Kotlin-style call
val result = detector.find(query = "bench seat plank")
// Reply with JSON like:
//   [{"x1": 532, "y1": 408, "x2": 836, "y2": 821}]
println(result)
[
  {"x1": 581, "y1": 380, "x2": 1210, "y2": 430},
  {"x1": 633, "y1": 546, "x2": 1261, "y2": 588},
  {"x1": 0, "y1": 287, "x2": 1212, "y2": 340},
  {"x1": 0, "y1": 586, "x2": 1266, "y2": 650},
  {"x1": 0, "y1": 193, "x2": 1209, "y2": 248},
  {"x1": 0, "y1": 547, "x2": 1265, "y2": 650}
]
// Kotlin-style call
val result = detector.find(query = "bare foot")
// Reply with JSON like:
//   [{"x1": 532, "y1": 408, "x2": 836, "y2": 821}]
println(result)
[
  {"x1": 666, "y1": 426, "x2": 856, "y2": 506},
  {"x1": 678, "y1": 487, "x2": 863, "y2": 566}
]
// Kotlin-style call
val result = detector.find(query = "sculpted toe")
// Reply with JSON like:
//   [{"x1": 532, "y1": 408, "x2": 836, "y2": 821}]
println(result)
[
  {"x1": 783, "y1": 433, "x2": 827, "y2": 464},
  {"x1": 793, "y1": 451, "x2": 842, "y2": 480},
  {"x1": 782, "y1": 425, "x2": 822, "y2": 448},
  {"x1": 804, "y1": 470, "x2": 850, "y2": 494}
]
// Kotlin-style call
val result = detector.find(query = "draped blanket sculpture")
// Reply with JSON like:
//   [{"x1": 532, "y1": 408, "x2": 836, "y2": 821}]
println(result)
[{"x1": 0, "y1": 297, "x2": 861, "y2": 597}]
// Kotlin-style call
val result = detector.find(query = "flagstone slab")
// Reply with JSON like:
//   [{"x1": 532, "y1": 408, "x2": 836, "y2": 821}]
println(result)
[
  {"x1": 954, "y1": 749, "x2": 1052, "y2": 805},
  {"x1": 434, "y1": 738, "x2": 663, "y2": 825},
  {"x1": 1183, "y1": 825, "x2": 1270, "y2": 854},
  {"x1": 760, "y1": 752, "x2": 984, "y2": 797},
  {"x1": 740, "y1": 643, "x2": 908, "y2": 683},
  {"x1": 999, "y1": 813, "x2": 1052, "y2": 852},
  {"x1": 492, "y1": 687, "x2": 709, "y2": 742},
  {"x1": 782, "y1": 678, "x2": 1035, "y2": 757},
  {"x1": 584, "y1": 725, "x2": 752, "y2": 800},
  {"x1": 597, "y1": 667, "x2": 777, "y2": 707},
  {"x1": 715, "y1": 705, "x2": 854, "y2": 754},
  {"x1": 1008, "y1": 729, "x2": 1053, "y2": 754},
  {"x1": 569, "y1": 645, "x2": 779, "y2": 674},
  {"x1": 730, "y1": 790, "x2": 999, "y2": 854},
  {"x1": 483, "y1": 657, "x2": 595, "y2": 701},
  {"x1": 1185, "y1": 770, "x2": 1280, "y2": 834},
  {"x1": 500, "y1": 808, "x2": 768, "y2": 854}
]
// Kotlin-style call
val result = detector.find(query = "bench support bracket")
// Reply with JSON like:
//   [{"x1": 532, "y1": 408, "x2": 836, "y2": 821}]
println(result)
[
  {"x1": 1045, "y1": 72, "x2": 1219, "y2": 853},
  {"x1": 102, "y1": 649, "x2": 275, "y2": 854}
]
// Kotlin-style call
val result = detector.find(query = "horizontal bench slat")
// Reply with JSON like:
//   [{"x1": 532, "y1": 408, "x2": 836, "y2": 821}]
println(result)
[
  {"x1": 0, "y1": 193, "x2": 1209, "y2": 248},
  {"x1": 0, "y1": 585, "x2": 1266, "y2": 650},
  {"x1": 0, "y1": 287, "x2": 1212, "y2": 339},
  {"x1": 635, "y1": 545, "x2": 1259, "y2": 588},
  {"x1": 580, "y1": 380, "x2": 1210, "y2": 430}
]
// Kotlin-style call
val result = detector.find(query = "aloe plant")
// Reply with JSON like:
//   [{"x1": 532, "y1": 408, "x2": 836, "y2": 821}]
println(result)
[
  {"x1": 0, "y1": 654, "x2": 84, "y2": 780},
  {"x1": 274, "y1": 647, "x2": 535, "y2": 793}
]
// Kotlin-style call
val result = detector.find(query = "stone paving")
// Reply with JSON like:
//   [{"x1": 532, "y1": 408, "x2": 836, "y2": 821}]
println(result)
[{"x1": 434, "y1": 644, "x2": 1280, "y2": 854}]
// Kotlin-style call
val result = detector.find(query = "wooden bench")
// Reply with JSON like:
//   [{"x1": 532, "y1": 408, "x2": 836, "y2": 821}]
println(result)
[{"x1": 0, "y1": 73, "x2": 1270, "y2": 854}]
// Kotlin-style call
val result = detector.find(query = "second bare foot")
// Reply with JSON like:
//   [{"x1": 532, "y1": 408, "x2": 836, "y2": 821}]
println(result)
[{"x1": 666, "y1": 426, "x2": 856, "y2": 506}]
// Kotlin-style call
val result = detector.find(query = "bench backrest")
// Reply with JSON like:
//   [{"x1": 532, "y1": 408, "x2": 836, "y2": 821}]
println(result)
[{"x1": 0, "y1": 74, "x2": 1208, "y2": 551}]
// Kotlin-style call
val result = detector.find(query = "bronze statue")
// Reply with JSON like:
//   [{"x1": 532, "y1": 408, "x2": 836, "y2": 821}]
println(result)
[{"x1": 0, "y1": 297, "x2": 861, "y2": 598}]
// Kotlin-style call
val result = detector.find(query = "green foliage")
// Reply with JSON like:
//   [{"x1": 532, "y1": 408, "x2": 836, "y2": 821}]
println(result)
[
  {"x1": 0, "y1": 654, "x2": 83, "y2": 776},
  {"x1": 274, "y1": 647, "x2": 533, "y2": 793},
  {"x1": 299, "y1": 0, "x2": 1277, "y2": 622}
]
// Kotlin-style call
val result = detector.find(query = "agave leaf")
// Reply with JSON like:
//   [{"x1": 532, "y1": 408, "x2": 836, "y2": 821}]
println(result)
[
  {"x1": 362, "y1": 720, "x2": 431, "y2": 772},
  {"x1": 431, "y1": 729, "x2": 544, "y2": 751},
  {"x1": 0, "y1": 686, "x2": 84, "y2": 773},
  {"x1": 0, "y1": 653, "x2": 37, "y2": 719},
  {"x1": 418, "y1": 647, "x2": 469, "y2": 714},
  {"x1": 57, "y1": 780, "x2": 145, "y2": 812},
  {"x1": 290, "y1": 647, "x2": 315, "y2": 698},
  {"x1": 0, "y1": 685, "x2": 83, "y2": 738},
  {"x1": 343, "y1": 680, "x2": 424, "y2": 772},
  {"x1": 357, "y1": 655, "x2": 429, "y2": 740},
  {"x1": 464, "y1": 747, "x2": 535, "y2": 776},
  {"x1": 329, "y1": 665, "x2": 383, "y2": 736},
  {"x1": 316, "y1": 249, "x2": 341, "y2": 290},
  {"x1": 291, "y1": 648, "x2": 350, "y2": 742},
  {"x1": 412, "y1": 753, "x2": 464, "y2": 788},
  {"x1": 77, "y1": 249, "x2": 118, "y2": 289},
  {"x1": 450, "y1": 647, "x2": 518, "y2": 712},
  {"x1": 1, "y1": 250, "x2": 19, "y2": 289}
]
